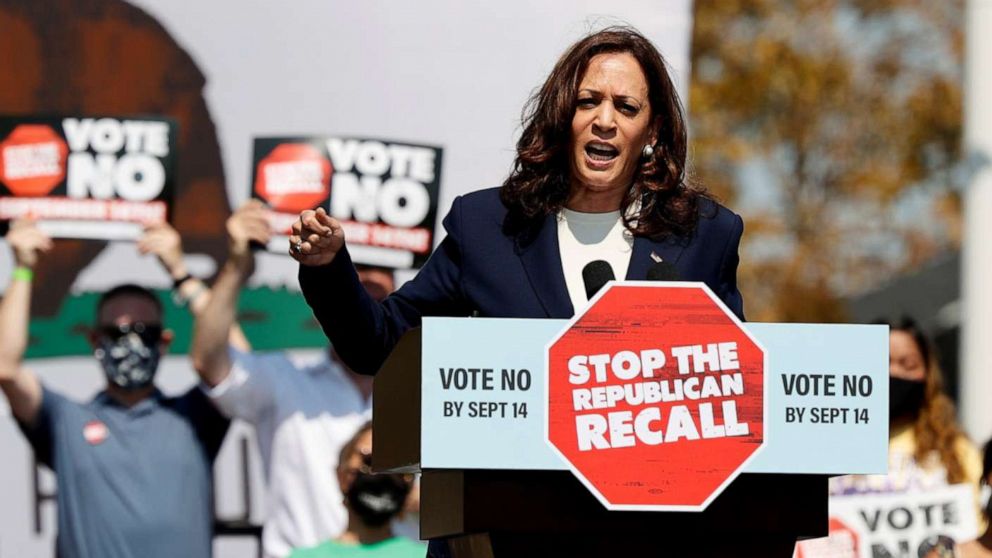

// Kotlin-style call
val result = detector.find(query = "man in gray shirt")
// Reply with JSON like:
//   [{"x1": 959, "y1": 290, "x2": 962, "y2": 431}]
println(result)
[{"x1": 0, "y1": 221, "x2": 229, "y2": 558}]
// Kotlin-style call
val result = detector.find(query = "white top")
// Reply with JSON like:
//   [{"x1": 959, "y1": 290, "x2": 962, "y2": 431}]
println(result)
[
  {"x1": 557, "y1": 208, "x2": 634, "y2": 315},
  {"x1": 204, "y1": 350, "x2": 371, "y2": 558}
]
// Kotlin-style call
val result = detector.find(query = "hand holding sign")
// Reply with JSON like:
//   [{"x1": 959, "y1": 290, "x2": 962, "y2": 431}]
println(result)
[
  {"x1": 289, "y1": 207, "x2": 344, "y2": 267},
  {"x1": 7, "y1": 220, "x2": 53, "y2": 269},
  {"x1": 226, "y1": 200, "x2": 271, "y2": 273},
  {"x1": 137, "y1": 222, "x2": 187, "y2": 281}
]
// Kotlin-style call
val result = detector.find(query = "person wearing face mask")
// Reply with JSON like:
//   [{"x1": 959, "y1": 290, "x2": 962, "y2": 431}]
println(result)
[
  {"x1": 830, "y1": 318, "x2": 982, "y2": 507},
  {"x1": 0, "y1": 220, "x2": 230, "y2": 558},
  {"x1": 191, "y1": 201, "x2": 419, "y2": 558},
  {"x1": 289, "y1": 423, "x2": 424, "y2": 558}
]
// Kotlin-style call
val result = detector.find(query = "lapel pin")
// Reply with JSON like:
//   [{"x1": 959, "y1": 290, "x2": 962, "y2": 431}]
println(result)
[{"x1": 650, "y1": 251, "x2": 663, "y2": 263}]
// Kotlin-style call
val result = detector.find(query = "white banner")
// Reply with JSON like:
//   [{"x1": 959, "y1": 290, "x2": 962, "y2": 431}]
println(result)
[{"x1": 795, "y1": 485, "x2": 979, "y2": 558}]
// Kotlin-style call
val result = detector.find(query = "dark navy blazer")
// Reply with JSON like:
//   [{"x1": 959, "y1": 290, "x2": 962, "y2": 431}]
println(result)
[{"x1": 299, "y1": 187, "x2": 745, "y2": 376}]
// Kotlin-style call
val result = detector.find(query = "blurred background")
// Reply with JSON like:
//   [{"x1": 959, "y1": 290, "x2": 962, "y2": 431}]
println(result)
[{"x1": 691, "y1": 0, "x2": 972, "y2": 393}]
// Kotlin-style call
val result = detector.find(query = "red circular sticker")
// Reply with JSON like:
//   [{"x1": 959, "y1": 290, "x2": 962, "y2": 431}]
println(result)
[
  {"x1": 0, "y1": 124, "x2": 69, "y2": 196},
  {"x1": 82, "y1": 420, "x2": 109, "y2": 446},
  {"x1": 254, "y1": 143, "x2": 332, "y2": 213}
]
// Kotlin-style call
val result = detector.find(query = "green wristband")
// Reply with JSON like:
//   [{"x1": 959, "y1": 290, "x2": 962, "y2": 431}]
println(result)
[{"x1": 12, "y1": 267, "x2": 33, "y2": 282}]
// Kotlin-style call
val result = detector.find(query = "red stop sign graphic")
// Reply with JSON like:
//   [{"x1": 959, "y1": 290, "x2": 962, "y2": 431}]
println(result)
[
  {"x1": 0, "y1": 124, "x2": 68, "y2": 196},
  {"x1": 546, "y1": 282, "x2": 765, "y2": 511},
  {"x1": 254, "y1": 143, "x2": 332, "y2": 213}
]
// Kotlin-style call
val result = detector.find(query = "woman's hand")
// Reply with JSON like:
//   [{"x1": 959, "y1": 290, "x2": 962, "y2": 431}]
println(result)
[
  {"x1": 7, "y1": 220, "x2": 53, "y2": 270},
  {"x1": 289, "y1": 207, "x2": 345, "y2": 267}
]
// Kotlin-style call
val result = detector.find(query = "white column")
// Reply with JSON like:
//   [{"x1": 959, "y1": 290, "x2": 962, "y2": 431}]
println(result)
[{"x1": 961, "y1": 0, "x2": 992, "y2": 444}]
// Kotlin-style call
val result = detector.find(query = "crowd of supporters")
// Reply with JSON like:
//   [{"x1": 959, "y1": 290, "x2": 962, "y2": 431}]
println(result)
[{"x1": 0, "y1": 206, "x2": 424, "y2": 558}]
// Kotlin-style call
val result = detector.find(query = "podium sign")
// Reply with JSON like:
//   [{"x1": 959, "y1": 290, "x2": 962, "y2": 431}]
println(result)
[
  {"x1": 547, "y1": 282, "x2": 766, "y2": 510},
  {"x1": 419, "y1": 283, "x2": 888, "y2": 511}
]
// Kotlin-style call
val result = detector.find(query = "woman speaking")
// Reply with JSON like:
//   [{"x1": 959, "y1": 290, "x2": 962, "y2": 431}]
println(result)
[
  {"x1": 290, "y1": 26, "x2": 744, "y2": 377},
  {"x1": 290, "y1": 26, "x2": 816, "y2": 558}
]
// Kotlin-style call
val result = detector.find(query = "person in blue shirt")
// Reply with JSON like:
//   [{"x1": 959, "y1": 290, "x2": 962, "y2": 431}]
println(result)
[{"x1": 0, "y1": 220, "x2": 229, "y2": 558}]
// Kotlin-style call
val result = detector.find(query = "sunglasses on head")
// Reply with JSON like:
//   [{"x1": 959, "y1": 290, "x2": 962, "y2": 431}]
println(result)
[{"x1": 98, "y1": 322, "x2": 163, "y2": 344}]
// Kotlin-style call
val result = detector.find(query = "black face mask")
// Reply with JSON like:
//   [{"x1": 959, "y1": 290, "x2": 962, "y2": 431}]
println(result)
[
  {"x1": 95, "y1": 333, "x2": 161, "y2": 391},
  {"x1": 345, "y1": 471, "x2": 410, "y2": 527},
  {"x1": 889, "y1": 377, "x2": 925, "y2": 421}
]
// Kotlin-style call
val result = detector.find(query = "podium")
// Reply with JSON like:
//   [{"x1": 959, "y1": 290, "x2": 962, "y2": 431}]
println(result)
[{"x1": 373, "y1": 328, "x2": 831, "y2": 558}]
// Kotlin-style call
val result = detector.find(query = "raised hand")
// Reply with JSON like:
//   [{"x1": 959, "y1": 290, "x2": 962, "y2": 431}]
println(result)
[
  {"x1": 137, "y1": 222, "x2": 187, "y2": 280},
  {"x1": 7, "y1": 220, "x2": 53, "y2": 270},
  {"x1": 289, "y1": 207, "x2": 345, "y2": 267},
  {"x1": 226, "y1": 200, "x2": 272, "y2": 273},
  {"x1": 0, "y1": 221, "x2": 47, "y2": 420}
]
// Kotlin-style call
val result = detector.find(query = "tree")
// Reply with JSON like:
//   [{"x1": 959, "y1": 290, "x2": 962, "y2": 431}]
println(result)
[{"x1": 690, "y1": 0, "x2": 965, "y2": 322}]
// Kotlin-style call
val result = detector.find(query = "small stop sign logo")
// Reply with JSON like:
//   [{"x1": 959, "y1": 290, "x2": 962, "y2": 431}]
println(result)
[
  {"x1": 546, "y1": 282, "x2": 765, "y2": 511},
  {"x1": 254, "y1": 143, "x2": 331, "y2": 213},
  {"x1": 0, "y1": 124, "x2": 68, "y2": 196}
]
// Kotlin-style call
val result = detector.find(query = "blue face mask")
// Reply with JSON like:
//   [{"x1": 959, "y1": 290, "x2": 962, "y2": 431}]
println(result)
[{"x1": 94, "y1": 333, "x2": 161, "y2": 391}]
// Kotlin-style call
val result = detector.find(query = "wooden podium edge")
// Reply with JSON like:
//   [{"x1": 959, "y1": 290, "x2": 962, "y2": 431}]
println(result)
[{"x1": 372, "y1": 327, "x2": 422, "y2": 473}]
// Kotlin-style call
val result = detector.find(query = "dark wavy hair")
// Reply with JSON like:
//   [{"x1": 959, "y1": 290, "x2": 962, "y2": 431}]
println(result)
[{"x1": 500, "y1": 26, "x2": 708, "y2": 240}]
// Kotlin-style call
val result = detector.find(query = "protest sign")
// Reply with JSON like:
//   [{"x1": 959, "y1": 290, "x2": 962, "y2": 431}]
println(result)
[
  {"x1": 421, "y1": 318, "x2": 888, "y2": 479},
  {"x1": 251, "y1": 136, "x2": 442, "y2": 269},
  {"x1": 0, "y1": 115, "x2": 176, "y2": 239},
  {"x1": 795, "y1": 485, "x2": 979, "y2": 558},
  {"x1": 546, "y1": 282, "x2": 766, "y2": 510}
]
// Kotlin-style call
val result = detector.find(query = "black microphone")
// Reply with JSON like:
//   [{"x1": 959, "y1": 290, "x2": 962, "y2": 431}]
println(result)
[
  {"x1": 582, "y1": 260, "x2": 615, "y2": 300},
  {"x1": 646, "y1": 261, "x2": 680, "y2": 282}
]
